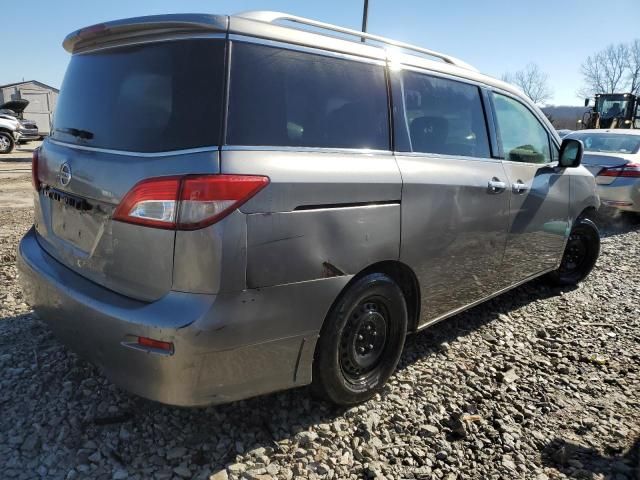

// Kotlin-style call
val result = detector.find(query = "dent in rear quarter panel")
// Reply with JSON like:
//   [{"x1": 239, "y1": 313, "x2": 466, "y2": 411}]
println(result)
[
  {"x1": 246, "y1": 204, "x2": 400, "y2": 287},
  {"x1": 185, "y1": 276, "x2": 352, "y2": 396},
  {"x1": 220, "y1": 149, "x2": 403, "y2": 287},
  {"x1": 172, "y1": 209, "x2": 247, "y2": 294},
  {"x1": 569, "y1": 166, "x2": 600, "y2": 221}
]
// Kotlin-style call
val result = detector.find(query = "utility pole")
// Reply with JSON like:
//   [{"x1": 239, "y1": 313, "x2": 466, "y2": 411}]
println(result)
[{"x1": 361, "y1": 0, "x2": 369, "y2": 42}]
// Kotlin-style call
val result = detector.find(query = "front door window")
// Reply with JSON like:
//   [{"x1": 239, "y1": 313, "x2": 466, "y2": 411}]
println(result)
[{"x1": 493, "y1": 94, "x2": 551, "y2": 164}]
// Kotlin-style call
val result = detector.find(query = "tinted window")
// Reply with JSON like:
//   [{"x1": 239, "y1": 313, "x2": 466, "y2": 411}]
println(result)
[
  {"x1": 397, "y1": 71, "x2": 490, "y2": 158},
  {"x1": 493, "y1": 94, "x2": 551, "y2": 164},
  {"x1": 52, "y1": 39, "x2": 225, "y2": 153},
  {"x1": 227, "y1": 43, "x2": 389, "y2": 150}
]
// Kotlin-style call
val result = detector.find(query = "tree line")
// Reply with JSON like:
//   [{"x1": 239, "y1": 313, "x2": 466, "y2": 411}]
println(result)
[{"x1": 501, "y1": 39, "x2": 640, "y2": 106}]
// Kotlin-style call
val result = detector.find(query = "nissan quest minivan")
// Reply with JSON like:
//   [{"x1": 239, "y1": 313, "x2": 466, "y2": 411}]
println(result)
[{"x1": 18, "y1": 11, "x2": 600, "y2": 406}]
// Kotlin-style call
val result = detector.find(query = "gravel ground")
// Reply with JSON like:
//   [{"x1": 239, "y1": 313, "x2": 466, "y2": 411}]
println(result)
[
  {"x1": 0, "y1": 207, "x2": 638, "y2": 480},
  {"x1": 0, "y1": 140, "x2": 37, "y2": 208}
]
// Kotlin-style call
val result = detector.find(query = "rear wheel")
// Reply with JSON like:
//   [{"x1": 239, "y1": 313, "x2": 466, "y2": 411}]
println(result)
[
  {"x1": 547, "y1": 218, "x2": 600, "y2": 286},
  {"x1": 312, "y1": 273, "x2": 407, "y2": 405},
  {"x1": 0, "y1": 132, "x2": 14, "y2": 154}
]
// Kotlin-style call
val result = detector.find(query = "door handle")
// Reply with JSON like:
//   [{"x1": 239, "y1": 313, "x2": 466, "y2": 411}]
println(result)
[
  {"x1": 487, "y1": 178, "x2": 506, "y2": 193},
  {"x1": 512, "y1": 180, "x2": 529, "y2": 194}
]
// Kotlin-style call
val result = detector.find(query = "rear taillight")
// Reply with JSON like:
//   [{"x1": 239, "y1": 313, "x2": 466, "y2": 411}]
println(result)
[
  {"x1": 137, "y1": 336, "x2": 173, "y2": 353},
  {"x1": 598, "y1": 163, "x2": 640, "y2": 178},
  {"x1": 113, "y1": 175, "x2": 269, "y2": 230},
  {"x1": 113, "y1": 176, "x2": 182, "y2": 229},
  {"x1": 177, "y1": 175, "x2": 269, "y2": 230},
  {"x1": 32, "y1": 147, "x2": 40, "y2": 190}
]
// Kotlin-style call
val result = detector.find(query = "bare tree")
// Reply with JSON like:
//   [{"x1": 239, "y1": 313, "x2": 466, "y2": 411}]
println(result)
[
  {"x1": 578, "y1": 56, "x2": 607, "y2": 97},
  {"x1": 579, "y1": 43, "x2": 630, "y2": 96},
  {"x1": 627, "y1": 39, "x2": 640, "y2": 95},
  {"x1": 501, "y1": 63, "x2": 553, "y2": 105}
]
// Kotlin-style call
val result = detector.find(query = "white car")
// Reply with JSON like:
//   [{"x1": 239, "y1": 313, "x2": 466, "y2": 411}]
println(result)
[
  {"x1": 0, "y1": 100, "x2": 40, "y2": 143},
  {"x1": 567, "y1": 129, "x2": 640, "y2": 213},
  {"x1": 0, "y1": 115, "x2": 20, "y2": 154},
  {"x1": 556, "y1": 129, "x2": 573, "y2": 138}
]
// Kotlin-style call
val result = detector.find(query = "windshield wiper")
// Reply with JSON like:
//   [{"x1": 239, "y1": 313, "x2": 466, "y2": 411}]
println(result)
[{"x1": 56, "y1": 127, "x2": 94, "y2": 140}]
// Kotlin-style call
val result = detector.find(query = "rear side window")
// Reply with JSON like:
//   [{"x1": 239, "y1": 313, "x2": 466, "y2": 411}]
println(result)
[
  {"x1": 492, "y1": 93, "x2": 551, "y2": 164},
  {"x1": 396, "y1": 71, "x2": 490, "y2": 158},
  {"x1": 52, "y1": 39, "x2": 225, "y2": 153},
  {"x1": 227, "y1": 43, "x2": 389, "y2": 150}
]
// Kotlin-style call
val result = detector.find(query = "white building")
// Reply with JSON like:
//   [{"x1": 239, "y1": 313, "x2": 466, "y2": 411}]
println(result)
[{"x1": 0, "y1": 80, "x2": 59, "y2": 135}]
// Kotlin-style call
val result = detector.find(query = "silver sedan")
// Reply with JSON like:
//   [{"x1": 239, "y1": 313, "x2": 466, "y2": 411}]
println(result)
[{"x1": 567, "y1": 129, "x2": 640, "y2": 213}]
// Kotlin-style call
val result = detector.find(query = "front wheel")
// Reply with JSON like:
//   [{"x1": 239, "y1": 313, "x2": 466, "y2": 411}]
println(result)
[
  {"x1": 547, "y1": 218, "x2": 600, "y2": 286},
  {"x1": 0, "y1": 132, "x2": 15, "y2": 154},
  {"x1": 311, "y1": 273, "x2": 408, "y2": 405}
]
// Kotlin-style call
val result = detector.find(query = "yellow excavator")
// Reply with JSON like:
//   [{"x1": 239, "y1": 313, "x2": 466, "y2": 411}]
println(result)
[{"x1": 581, "y1": 93, "x2": 640, "y2": 129}]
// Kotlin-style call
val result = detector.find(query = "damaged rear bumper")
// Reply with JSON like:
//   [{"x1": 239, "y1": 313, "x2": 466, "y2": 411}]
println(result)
[{"x1": 18, "y1": 227, "x2": 350, "y2": 406}]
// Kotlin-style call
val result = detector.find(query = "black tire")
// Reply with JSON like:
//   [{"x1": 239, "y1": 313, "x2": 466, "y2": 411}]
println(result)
[
  {"x1": 547, "y1": 218, "x2": 600, "y2": 286},
  {"x1": 0, "y1": 131, "x2": 15, "y2": 154},
  {"x1": 311, "y1": 273, "x2": 408, "y2": 405}
]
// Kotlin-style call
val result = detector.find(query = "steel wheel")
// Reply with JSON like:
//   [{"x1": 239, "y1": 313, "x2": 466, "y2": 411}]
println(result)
[
  {"x1": 339, "y1": 298, "x2": 389, "y2": 384},
  {"x1": 547, "y1": 218, "x2": 600, "y2": 286},
  {"x1": 312, "y1": 273, "x2": 408, "y2": 405},
  {"x1": 558, "y1": 232, "x2": 589, "y2": 274}
]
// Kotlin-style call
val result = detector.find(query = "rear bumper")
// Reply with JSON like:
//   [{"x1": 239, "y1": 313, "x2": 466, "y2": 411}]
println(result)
[
  {"x1": 18, "y1": 227, "x2": 349, "y2": 406},
  {"x1": 597, "y1": 179, "x2": 640, "y2": 212}
]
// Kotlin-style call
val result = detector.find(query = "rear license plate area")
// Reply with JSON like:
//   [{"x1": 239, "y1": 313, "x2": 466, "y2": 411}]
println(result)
[{"x1": 47, "y1": 188, "x2": 102, "y2": 253}]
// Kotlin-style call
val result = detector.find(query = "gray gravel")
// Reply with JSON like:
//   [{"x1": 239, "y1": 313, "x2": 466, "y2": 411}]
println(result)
[{"x1": 0, "y1": 207, "x2": 638, "y2": 480}]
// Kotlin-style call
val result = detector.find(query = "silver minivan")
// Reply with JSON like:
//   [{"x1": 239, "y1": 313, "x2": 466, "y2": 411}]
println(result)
[{"x1": 18, "y1": 11, "x2": 600, "y2": 406}]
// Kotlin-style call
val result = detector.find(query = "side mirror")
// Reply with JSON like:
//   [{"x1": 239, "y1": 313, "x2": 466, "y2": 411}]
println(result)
[
  {"x1": 584, "y1": 98, "x2": 590, "y2": 107},
  {"x1": 559, "y1": 138, "x2": 583, "y2": 168}
]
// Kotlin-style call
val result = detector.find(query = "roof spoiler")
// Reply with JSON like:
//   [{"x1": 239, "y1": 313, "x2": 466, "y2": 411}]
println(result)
[{"x1": 63, "y1": 14, "x2": 228, "y2": 53}]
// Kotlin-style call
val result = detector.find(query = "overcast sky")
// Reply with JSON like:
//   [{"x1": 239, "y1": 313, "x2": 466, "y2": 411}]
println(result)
[{"x1": 3, "y1": 0, "x2": 638, "y2": 105}]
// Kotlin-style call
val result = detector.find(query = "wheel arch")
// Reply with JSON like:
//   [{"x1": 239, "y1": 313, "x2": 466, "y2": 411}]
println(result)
[
  {"x1": 310, "y1": 261, "x2": 420, "y2": 403},
  {"x1": 576, "y1": 205, "x2": 598, "y2": 223},
  {"x1": 319, "y1": 260, "x2": 421, "y2": 337},
  {"x1": 358, "y1": 261, "x2": 421, "y2": 332}
]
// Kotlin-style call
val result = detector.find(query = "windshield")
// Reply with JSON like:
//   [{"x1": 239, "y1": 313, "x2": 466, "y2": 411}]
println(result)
[
  {"x1": 52, "y1": 38, "x2": 225, "y2": 153},
  {"x1": 569, "y1": 132, "x2": 640, "y2": 154},
  {"x1": 596, "y1": 98, "x2": 630, "y2": 118}
]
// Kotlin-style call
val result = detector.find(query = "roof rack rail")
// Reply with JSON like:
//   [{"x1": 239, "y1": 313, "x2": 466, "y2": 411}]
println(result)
[{"x1": 234, "y1": 10, "x2": 478, "y2": 72}]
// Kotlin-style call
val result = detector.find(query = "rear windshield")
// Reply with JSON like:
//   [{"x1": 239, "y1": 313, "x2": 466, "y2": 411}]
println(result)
[
  {"x1": 52, "y1": 39, "x2": 225, "y2": 153},
  {"x1": 569, "y1": 132, "x2": 640, "y2": 154}
]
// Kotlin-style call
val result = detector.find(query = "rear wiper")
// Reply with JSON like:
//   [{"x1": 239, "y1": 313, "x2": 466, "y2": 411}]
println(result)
[{"x1": 56, "y1": 127, "x2": 94, "y2": 140}]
